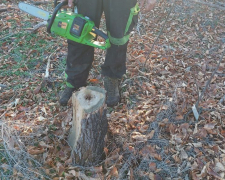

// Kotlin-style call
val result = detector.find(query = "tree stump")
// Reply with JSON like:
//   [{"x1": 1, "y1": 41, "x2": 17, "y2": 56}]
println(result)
[{"x1": 68, "y1": 86, "x2": 108, "y2": 166}]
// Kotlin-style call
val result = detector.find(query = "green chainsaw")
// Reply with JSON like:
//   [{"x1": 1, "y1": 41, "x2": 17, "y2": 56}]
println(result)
[{"x1": 18, "y1": 1, "x2": 111, "y2": 50}]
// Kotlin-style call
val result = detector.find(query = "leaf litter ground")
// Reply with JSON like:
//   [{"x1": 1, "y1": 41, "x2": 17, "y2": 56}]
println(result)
[{"x1": 0, "y1": 0, "x2": 225, "y2": 179}]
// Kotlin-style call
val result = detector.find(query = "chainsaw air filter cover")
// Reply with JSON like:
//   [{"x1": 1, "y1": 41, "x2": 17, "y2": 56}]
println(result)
[{"x1": 70, "y1": 17, "x2": 86, "y2": 37}]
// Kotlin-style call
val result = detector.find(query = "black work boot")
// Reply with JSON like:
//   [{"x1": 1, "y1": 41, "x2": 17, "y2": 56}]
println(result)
[
  {"x1": 104, "y1": 76, "x2": 120, "y2": 107},
  {"x1": 59, "y1": 87, "x2": 76, "y2": 106}
]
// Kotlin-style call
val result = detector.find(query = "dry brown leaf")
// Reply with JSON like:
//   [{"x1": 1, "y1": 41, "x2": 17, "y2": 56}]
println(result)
[
  {"x1": 172, "y1": 134, "x2": 183, "y2": 144},
  {"x1": 149, "y1": 172, "x2": 155, "y2": 180},
  {"x1": 204, "y1": 122, "x2": 217, "y2": 130},
  {"x1": 68, "y1": 170, "x2": 76, "y2": 176},
  {"x1": 154, "y1": 154, "x2": 162, "y2": 161},
  {"x1": 140, "y1": 146, "x2": 152, "y2": 157},
  {"x1": 27, "y1": 146, "x2": 45, "y2": 155},
  {"x1": 39, "y1": 141, "x2": 53, "y2": 149},
  {"x1": 149, "y1": 162, "x2": 157, "y2": 171},
  {"x1": 207, "y1": 167, "x2": 222, "y2": 179},
  {"x1": 221, "y1": 130, "x2": 225, "y2": 137},
  {"x1": 56, "y1": 162, "x2": 64, "y2": 176},
  {"x1": 132, "y1": 132, "x2": 147, "y2": 142},
  {"x1": 94, "y1": 166, "x2": 103, "y2": 173},
  {"x1": 196, "y1": 128, "x2": 208, "y2": 139},
  {"x1": 110, "y1": 166, "x2": 118, "y2": 178},
  {"x1": 138, "y1": 124, "x2": 149, "y2": 133},
  {"x1": 180, "y1": 149, "x2": 188, "y2": 160},
  {"x1": 89, "y1": 79, "x2": 99, "y2": 84},
  {"x1": 138, "y1": 56, "x2": 146, "y2": 63},
  {"x1": 104, "y1": 147, "x2": 109, "y2": 156},
  {"x1": 214, "y1": 162, "x2": 225, "y2": 173},
  {"x1": 33, "y1": 83, "x2": 42, "y2": 94},
  {"x1": 172, "y1": 154, "x2": 180, "y2": 163},
  {"x1": 191, "y1": 142, "x2": 202, "y2": 148},
  {"x1": 176, "y1": 114, "x2": 183, "y2": 120},
  {"x1": 147, "y1": 130, "x2": 155, "y2": 139},
  {"x1": 169, "y1": 124, "x2": 176, "y2": 134},
  {"x1": 155, "y1": 174, "x2": 163, "y2": 180}
]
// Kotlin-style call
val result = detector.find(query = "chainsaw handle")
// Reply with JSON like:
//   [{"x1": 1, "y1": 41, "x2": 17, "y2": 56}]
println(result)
[
  {"x1": 92, "y1": 27, "x2": 108, "y2": 40},
  {"x1": 47, "y1": 1, "x2": 67, "y2": 33}
]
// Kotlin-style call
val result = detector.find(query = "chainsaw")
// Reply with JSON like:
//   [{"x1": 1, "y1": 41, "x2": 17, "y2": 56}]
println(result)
[{"x1": 18, "y1": 1, "x2": 111, "y2": 50}]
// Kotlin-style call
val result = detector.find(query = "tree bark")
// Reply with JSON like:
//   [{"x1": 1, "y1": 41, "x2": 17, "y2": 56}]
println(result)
[{"x1": 68, "y1": 86, "x2": 108, "y2": 166}]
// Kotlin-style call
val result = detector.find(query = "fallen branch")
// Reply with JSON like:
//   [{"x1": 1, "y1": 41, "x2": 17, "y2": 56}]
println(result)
[
  {"x1": 45, "y1": 49, "x2": 57, "y2": 79},
  {"x1": 143, "y1": 0, "x2": 176, "y2": 69},
  {"x1": 27, "y1": 21, "x2": 47, "y2": 33},
  {"x1": 196, "y1": 49, "x2": 225, "y2": 108}
]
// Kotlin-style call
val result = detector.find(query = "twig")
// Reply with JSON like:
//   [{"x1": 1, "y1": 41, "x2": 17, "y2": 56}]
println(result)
[
  {"x1": 0, "y1": 32, "x2": 24, "y2": 41},
  {"x1": 143, "y1": 0, "x2": 176, "y2": 69},
  {"x1": 195, "y1": 49, "x2": 225, "y2": 108},
  {"x1": 45, "y1": 49, "x2": 57, "y2": 79},
  {"x1": 28, "y1": 21, "x2": 47, "y2": 33},
  {"x1": 0, "y1": 92, "x2": 18, "y2": 118},
  {"x1": 118, "y1": 156, "x2": 132, "y2": 178},
  {"x1": 189, "y1": 0, "x2": 225, "y2": 11}
]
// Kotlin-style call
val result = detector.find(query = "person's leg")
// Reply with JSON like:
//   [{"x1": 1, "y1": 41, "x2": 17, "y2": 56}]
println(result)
[
  {"x1": 102, "y1": 0, "x2": 139, "y2": 107},
  {"x1": 60, "y1": 0, "x2": 103, "y2": 106}
]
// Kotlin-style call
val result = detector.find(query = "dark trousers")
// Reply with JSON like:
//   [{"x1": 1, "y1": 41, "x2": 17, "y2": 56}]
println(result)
[{"x1": 66, "y1": 0, "x2": 138, "y2": 88}]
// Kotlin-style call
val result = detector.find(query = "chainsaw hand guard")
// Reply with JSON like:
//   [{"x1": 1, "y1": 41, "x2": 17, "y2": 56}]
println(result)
[{"x1": 47, "y1": 1, "x2": 67, "y2": 33}]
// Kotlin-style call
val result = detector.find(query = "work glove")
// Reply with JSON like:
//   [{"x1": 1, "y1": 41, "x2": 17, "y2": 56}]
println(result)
[
  {"x1": 139, "y1": 0, "x2": 157, "y2": 12},
  {"x1": 60, "y1": 0, "x2": 74, "y2": 7}
]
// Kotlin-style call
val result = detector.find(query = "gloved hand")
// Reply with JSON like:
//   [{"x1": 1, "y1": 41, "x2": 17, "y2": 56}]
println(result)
[
  {"x1": 139, "y1": 0, "x2": 156, "y2": 12},
  {"x1": 61, "y1": 0, "x2": 73, "y2": 7}
]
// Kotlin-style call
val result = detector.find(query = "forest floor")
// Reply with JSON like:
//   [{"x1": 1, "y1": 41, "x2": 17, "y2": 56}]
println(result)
[{"x1": 0, "y1": 0, "x2": 225, "y2": 179}]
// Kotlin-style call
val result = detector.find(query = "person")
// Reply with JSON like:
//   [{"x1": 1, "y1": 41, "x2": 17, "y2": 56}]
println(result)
[{"x1": 59, "y1": 0, "x2": 156, "y2": 107}]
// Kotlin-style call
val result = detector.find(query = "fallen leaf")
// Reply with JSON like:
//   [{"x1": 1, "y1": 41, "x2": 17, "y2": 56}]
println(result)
[
  {"x1": 110, "y1": 166, "x2": 118, "y2": 177},
  {"x1": 89, "y1": 79, "x2": 99, "y2": 84},
  {"x1": 147, "y1": 130, "x2": 155, "y2": 139},
  {"x1": 149, "y1": 162, "x2": 157, "y2": 171},
  {"x1": 94, "y1": 166, "x2": 102, "y2": 173},
  {"x1": 149, "y1": 172, "x2": 155, "y2": 180},
  {"x1": 180, "y1": 149, "x2": 188, "y2": 160},
  {"x1": 104, "y1": 147, "x2": 109, "y2": 156},
  {"x1": 132, "y1": 132, "x2": 147, "y2": 142},
  {"x1": 214, "y1": 162, "x2": 225, "y2": 172},
  {"x1": 204, "y1": 122, "x2": 217, "y2": 130},
  {"x1": 207, "y1": 167, "x2": 221, "y2": 179},
  {"x1": 190, "y1": 142, "x2": 202, "y2": 148},
  {"x1": 28, "y1": 147, "x2": 45, "y2": 155},
  {"x1": 39, "y1": 141, "x2": 54, "y2": 149},
  {"x1": 56, "y1": 162, "x2": 64, "y2": 176}
]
